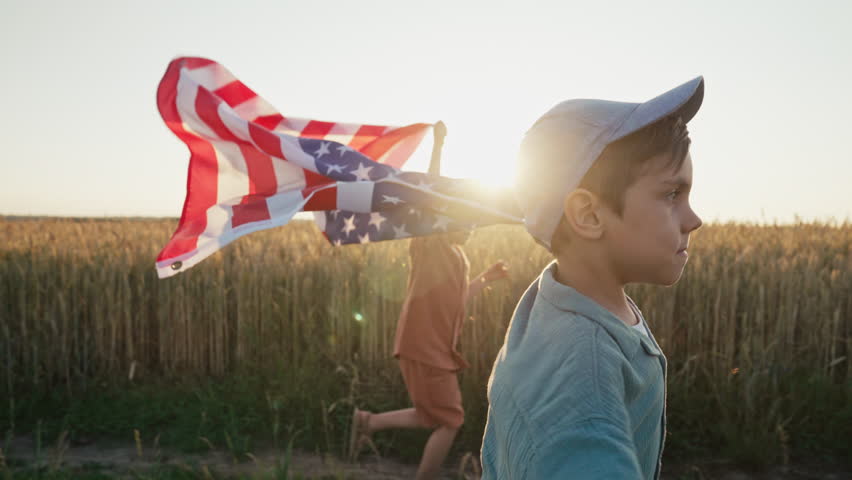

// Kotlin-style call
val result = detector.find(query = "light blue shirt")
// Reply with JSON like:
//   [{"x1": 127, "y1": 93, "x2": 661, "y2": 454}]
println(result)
[{"x1": 481, "y1": 262, "x2": 667, "y2": 479}]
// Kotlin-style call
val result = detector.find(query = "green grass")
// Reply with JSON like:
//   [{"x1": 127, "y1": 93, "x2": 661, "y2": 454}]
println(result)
[
  {"x1": 4, "y1": 367, "x2": 849, "y2": 472},
  {"x1": 5, "y1": 374, "x2": 335, "y2": 457}
]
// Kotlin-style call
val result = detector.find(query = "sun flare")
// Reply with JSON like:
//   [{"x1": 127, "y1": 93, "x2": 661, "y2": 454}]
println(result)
[{"x1": 417, "y1": 121, "x2": 521, "y2": 189}]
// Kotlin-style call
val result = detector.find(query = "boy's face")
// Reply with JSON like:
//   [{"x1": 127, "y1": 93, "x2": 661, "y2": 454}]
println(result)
[{"x1": 602, "y1": 152, "x2": 702, "y2": 286}]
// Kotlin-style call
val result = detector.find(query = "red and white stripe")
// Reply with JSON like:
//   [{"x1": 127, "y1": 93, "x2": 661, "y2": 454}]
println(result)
[{"x1": 156, "y1": 57, "x2": 430, "y2": 278}]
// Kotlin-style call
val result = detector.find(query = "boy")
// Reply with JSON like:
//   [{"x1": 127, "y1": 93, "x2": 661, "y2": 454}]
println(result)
[
  {"x1": 480, "y1": 77, "x2": 705, "y2": 479},
  {"x1": 351, "y1": 230, "x2": 509, "y2": 480}
]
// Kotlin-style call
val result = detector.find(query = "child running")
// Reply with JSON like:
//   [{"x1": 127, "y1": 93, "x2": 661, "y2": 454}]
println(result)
[{"x1": 351, "y1": 230, "x2": 509, "y2": 480}]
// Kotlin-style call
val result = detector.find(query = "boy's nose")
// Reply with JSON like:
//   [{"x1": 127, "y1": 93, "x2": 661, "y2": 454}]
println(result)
[{"x1": 685, "y1": 205, "x2": 702, "y2": 233}]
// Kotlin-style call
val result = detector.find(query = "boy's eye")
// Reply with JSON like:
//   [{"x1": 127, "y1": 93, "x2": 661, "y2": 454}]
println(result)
[{"x1": 666, "y1": 189, "x2": 680, "y2": 200}]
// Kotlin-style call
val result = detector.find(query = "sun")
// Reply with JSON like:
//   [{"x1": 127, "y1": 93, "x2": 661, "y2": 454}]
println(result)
[{"x1": 433, "y1": 125, "x2": 520, "y2": 189}]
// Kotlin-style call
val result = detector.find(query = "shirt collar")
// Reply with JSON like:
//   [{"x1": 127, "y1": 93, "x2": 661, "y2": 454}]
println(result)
[{"x1": 537, "y1": 261, "x2": 661, "y2": 359}]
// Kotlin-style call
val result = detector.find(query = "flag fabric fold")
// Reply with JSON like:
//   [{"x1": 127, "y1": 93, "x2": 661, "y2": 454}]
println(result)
[{"x1": 155, "y1": 57, "x2": 521, "y2": 278}]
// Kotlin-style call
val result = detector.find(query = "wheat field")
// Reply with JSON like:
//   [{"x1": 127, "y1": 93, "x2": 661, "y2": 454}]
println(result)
[{"x1": 1, "y1": 216, "x2": 849, "y2": 463}]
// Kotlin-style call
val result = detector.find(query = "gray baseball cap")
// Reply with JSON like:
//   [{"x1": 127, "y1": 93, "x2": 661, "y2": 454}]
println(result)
[{"x1": 515, "y1": 76, "x2": 705, "y2": 250}]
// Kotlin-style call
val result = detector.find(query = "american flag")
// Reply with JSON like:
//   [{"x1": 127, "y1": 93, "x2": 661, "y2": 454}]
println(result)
[{"x1": 155, "y1": 57, "x2": 521, "y2": 278}]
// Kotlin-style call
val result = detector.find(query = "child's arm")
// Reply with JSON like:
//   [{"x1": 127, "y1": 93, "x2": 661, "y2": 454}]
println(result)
[
  {"x1": 533, "y1": 417, "x2": 644, "y2": 478},
  {"x1": 466, "y1": 261, "x2": 509, "y2": 302}
]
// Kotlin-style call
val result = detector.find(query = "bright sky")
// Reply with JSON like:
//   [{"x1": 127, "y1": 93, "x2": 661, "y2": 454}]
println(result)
[{"x1": 1, "y1": 0, "x2": 850, "y2": 223}]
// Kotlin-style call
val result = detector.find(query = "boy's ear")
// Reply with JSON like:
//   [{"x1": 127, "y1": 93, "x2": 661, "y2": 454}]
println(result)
[{"x1": 562, "y1": 189, "x2": 604, "y2": 240}]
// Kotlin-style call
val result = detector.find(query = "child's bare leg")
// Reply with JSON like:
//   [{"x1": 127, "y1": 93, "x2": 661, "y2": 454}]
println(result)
[
  {"x1": 350, "y1": 408, "x2": 426, "y2": 460},
  {"x1": 365, "y1": 408, "x2": 424, "y2": 433},
  {"x1": 415, "y1": 425, "x2": 459, "y2": 480}
]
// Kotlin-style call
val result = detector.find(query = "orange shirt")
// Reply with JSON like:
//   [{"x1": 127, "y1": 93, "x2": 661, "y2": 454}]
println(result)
[{"x1": 393, "y1": 236, "x2": 470, "y2": 371}]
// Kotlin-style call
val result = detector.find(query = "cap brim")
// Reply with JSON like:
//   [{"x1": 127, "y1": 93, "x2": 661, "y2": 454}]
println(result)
[{"x1": 611, "y1": 76, "x2": 704, "y2": 141}]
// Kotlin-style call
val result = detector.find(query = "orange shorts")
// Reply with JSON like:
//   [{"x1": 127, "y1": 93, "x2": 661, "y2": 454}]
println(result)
[{"x1": 398, "y1": 357, "x2": 464, "y2": 429}]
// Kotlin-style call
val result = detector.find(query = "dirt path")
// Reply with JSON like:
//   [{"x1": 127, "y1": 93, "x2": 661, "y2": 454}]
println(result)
[
  {"x1": 2, "y1": 435, "x2": 848, "y2": 479},
  {"x1": 2, "y1": 434, "x2": 446, "y2": 479}
]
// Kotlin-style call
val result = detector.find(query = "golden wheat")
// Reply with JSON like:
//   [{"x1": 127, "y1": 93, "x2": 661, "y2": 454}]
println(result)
[{"x1": 1, "y1": 217, "x2": 849, "y2": 451}]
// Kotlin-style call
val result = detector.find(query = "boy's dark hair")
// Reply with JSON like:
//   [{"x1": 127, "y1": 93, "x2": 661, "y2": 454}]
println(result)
[{"x1": 550, "y1": 115, "x2": 691, "y2": 256}]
